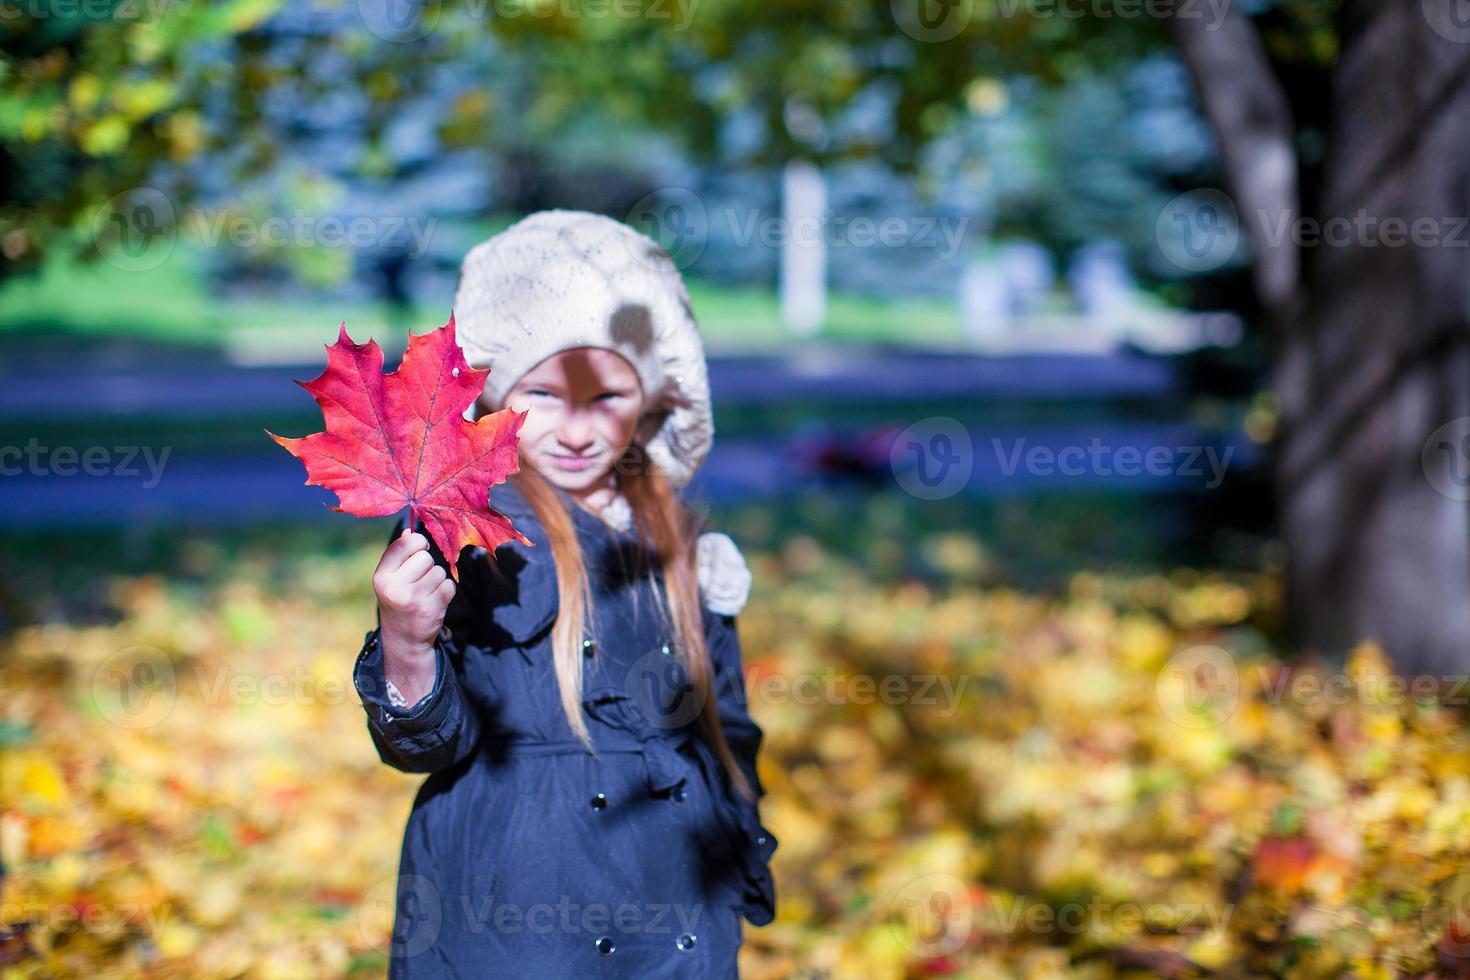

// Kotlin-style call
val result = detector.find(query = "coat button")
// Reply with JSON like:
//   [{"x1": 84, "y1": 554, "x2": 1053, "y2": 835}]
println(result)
[
  {"x1": 671, "y1": 787, "x2": 687, "y2": 804},
  {"x1": 591, "y1": 793, "x2": 608, "y2": 810},
  {"x1": 583, "y1": 639, "x2": 596, "y2": 657},
  {"x1": 595, "y1": 935, "x2": 615, "y2": 955},
  {"x1": 676, "y1": 933, "x2": 697, "y2": 951}
]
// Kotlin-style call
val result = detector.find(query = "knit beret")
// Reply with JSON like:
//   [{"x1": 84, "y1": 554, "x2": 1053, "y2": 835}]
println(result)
[{"x1": 453, "y1": 209, "x2": 713, "y2": 488}]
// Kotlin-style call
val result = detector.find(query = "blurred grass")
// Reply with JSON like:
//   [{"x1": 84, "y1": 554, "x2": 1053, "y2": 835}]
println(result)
[
  {"x1": 0, "y1": 490, "x2": 1240, "y2": 637},
  {"x1": 0, "y1": 242, "x2": 961, "y2": 357}
]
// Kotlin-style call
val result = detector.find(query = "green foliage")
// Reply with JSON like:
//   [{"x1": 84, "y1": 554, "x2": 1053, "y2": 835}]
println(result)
[{"x1": 1, "y1": 0, "x2": 1342, "y2": 294}]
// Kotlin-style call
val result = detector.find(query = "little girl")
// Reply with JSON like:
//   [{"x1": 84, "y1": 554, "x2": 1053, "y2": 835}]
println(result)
[{"x1": 351, "y1": 210, "x2": 778, "y2": 978}]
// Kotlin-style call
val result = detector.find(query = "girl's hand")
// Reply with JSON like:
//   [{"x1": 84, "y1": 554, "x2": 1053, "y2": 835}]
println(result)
[{"x1": 374, "y1": 528, "x2": 456, "y2": 661}]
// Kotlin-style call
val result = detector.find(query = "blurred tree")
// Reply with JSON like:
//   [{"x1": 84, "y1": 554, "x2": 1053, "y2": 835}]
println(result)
[
  {"x1": 1170, "y1": 1, "x2": 1470, "y2": 674},
  {"x1": 0, "y1": 0, "x2": 462, "y2": 283},
  {"x1": 0, "y1": 1, "x2": 285, "y2": 279},
  {"x1": 475, "y1": 0, "x2": 1470, "y2": 672},
  {"x1": 6, "y1": 0, "x2": 1464, "y2": 670}
]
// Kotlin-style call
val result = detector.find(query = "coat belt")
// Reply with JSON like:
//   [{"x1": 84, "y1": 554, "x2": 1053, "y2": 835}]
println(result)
[{"x1": 477, "y1": 728, "x2": 693, "y2": 797}]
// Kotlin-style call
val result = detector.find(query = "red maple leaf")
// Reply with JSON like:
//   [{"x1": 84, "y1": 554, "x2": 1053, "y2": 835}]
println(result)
[{"x1": 266, "y1": 314, "x2": 531, "y2": 580}]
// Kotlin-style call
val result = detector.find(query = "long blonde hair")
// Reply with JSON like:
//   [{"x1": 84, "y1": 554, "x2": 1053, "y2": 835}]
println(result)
[{"x1": 508, "y1": 448, "x2": 755, "y2": 802}]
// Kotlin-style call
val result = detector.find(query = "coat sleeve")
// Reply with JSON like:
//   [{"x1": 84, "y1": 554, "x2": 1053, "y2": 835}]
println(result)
[
  {"x1": 707, "y1": 610, "x2": 765, "y2": 802},
  {"x1": 706, "y1": 608, "x2": 780, "y2": 926},
  {"x1": 352, "y1": 516, "x2": 485, "y2": 775}
]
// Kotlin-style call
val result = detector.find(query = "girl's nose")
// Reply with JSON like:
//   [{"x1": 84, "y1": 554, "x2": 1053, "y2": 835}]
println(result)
[{"x1": 558, "y1": 415, "x2": 595, "y2": 453}]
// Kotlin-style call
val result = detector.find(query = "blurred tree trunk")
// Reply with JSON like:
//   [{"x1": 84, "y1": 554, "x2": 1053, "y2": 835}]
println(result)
[{"x1": 1173, "y1": 3, "x2": 1470, "y2": 674}]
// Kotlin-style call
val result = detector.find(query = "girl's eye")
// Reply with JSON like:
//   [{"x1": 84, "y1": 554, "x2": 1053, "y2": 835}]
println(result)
[{"x1": 526, "y1": 388, "x2": 557, "y2": 398}]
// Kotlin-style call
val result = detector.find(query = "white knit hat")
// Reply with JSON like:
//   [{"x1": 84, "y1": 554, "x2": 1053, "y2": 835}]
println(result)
[{"x1": 453, "y1": 209, "x2": 713, "y2": 488}]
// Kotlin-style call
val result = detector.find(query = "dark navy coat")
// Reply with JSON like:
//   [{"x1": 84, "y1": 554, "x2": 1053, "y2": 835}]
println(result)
[{"x1": 352, "y1": 478, "x2": 778, "y2": 977}]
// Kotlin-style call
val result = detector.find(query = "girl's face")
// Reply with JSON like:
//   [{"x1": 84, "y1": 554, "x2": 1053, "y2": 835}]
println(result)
[{"x1": 500, "y1": 348, "x2": 645, "y2": 496}]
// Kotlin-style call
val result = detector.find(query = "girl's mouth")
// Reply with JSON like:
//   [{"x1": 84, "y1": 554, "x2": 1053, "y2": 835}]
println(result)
[{"x1": 547, "y1": 452, "x2": 599, "y2": 473}]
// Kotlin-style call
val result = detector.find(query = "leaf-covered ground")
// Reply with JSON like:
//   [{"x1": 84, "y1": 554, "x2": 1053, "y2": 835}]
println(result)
[{"x1": 3, "y1": 519, "x2": 1470, "y2": 978}]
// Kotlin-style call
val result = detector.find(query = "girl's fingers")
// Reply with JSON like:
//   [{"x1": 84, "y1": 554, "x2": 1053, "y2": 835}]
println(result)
[
  {"x1": 396, "y1": 549, "x2": 435, "y2": 582},
  {"x1": 408, "y1": 560, "x2": 448, "y2": 589},
  {"x1": 384, "y1": 529, "x2": 429, "y2": 561}
]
